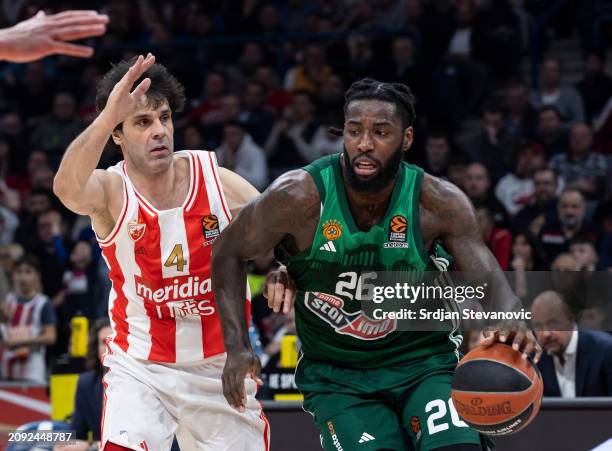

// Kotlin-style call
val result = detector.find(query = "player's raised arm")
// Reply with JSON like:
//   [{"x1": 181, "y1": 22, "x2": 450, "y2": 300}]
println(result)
[
  {"x1": 53, "y1": 54, "x2": 155, "y2": 217},
  {"x1": 423, "y1": 175, "x2": 543, "y2": 362},
  {"x1": 0, "y1": 10, "x2": 109, "y2": 62},
  {"x1": 212, "y1": 170, "x2": 319, "y2": 410}
]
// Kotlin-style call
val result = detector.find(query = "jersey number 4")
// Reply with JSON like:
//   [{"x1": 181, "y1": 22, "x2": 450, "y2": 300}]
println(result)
[{"x1": 164, "y1": 244, "x2": 187, "y2": 272}]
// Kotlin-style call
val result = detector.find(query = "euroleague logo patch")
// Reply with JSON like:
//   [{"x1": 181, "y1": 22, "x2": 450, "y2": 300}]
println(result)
[
  {"x1": 384, "y1": 215, "x2": 409, "y2": 248},
  {"x1": 202, "y1": 215, "x2": 220, "y2": 243},
  {"x1": 127, "y1": 220, "x2": 146, "y2": 242},
  {"x1": 322, "y1": 219, "x2": 342, "y2": 241}
]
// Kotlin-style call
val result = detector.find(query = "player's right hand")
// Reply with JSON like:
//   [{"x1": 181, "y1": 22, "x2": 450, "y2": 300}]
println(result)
[
  {"x1": 222, "y1": 349, "x2": 262, "y2": 412},
  {"x1": 100, "y1": 53, "x2": 156, "y2": 128}
]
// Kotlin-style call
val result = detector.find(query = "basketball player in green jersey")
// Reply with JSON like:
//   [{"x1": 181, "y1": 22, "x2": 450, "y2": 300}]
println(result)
[{"x1": 212, "y1": 78, "x2": 542, "y2": 451}]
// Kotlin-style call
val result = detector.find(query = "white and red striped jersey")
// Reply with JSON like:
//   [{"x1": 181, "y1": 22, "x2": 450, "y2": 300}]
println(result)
[
  {"x1": 0, "y1": 293, "x2": 50, "y2": 383},
  {"x1": 96, "y1": 150, "x2": 250, "y2": 364}
]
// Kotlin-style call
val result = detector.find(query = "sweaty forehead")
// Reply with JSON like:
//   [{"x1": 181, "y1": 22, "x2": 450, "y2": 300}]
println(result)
[{"x1": 345, "y1": 99, "x2": 401, "y2": 125}]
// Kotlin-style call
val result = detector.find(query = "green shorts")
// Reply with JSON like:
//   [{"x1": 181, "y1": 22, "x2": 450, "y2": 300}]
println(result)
[{"x1": 296, "y1": 352, "x2": 492, "y2": 451}]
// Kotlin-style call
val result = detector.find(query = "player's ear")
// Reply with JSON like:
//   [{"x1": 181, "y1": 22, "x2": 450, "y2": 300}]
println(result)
[
  {"x1": 111, "y1": 129, "x2": 123, "y2": 146},
  {"x1": 402, "y1": 127, "x2": 413, "y2": 151}
]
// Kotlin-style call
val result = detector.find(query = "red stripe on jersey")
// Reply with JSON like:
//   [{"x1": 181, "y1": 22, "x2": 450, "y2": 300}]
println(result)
[
  {"x1": 261, "y1": 410, "x2": 270, "y2": 451},
  {"x1": 11, "y1": 303, "x2": 24, "y2": 326},
  {"x1": 102, "y1": 244, "x2": 130, "y2": 352},
  {"x1": 133, "y1": 205, "x2": 177, "y2": 362},
  {"x1": 184, "y1": 154, "x2": 225, "y2": 357},
  {"x1": 207, "y1": 152, "x2": 231, "y2": 223}
]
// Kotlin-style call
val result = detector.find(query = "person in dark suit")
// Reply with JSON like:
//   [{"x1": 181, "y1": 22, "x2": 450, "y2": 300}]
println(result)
[{"x1": 531, "y1": 290, "x2": 612, "y2": 397}]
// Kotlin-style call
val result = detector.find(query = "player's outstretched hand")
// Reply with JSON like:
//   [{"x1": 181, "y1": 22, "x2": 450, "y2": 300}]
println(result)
[
  {"x1": 0, "y1": 10, "x2": 108, "y2": 63},
  {"x1": 222, "y1": 349, "x2": 262, "y2": 412},
  {"x1": 264, "y1": 265, "x2": 297, "y2": 314},
  {"x1": 99, "y1": 53, "x2": 156, "y2": 128},
  {"x1": 481, "y1": 320, "x2": 543, "y2": 363}
]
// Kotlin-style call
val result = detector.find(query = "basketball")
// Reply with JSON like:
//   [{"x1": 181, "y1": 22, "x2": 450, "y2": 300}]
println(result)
[{"x1": 451, "y1": 343, "x2": 543, "y2": 436}]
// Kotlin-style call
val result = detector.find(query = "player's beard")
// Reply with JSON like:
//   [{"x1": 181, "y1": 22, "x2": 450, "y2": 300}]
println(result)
[{"x1": 342, "y1": 144, "x2": 403, "y2": 193}]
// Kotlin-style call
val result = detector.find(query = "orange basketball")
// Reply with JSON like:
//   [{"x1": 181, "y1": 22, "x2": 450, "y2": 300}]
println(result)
[{"x1": 450, "y1": 343, "x2": 543, "y2": 436}]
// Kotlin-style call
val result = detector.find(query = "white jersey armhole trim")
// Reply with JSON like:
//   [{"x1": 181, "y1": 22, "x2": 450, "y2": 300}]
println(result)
[
  {"x1": 96, "y1": 171, "x2": 129, "y2": 248},
  {"x1": 206, "y1": 151, "x2": 232, "y2": 222}
]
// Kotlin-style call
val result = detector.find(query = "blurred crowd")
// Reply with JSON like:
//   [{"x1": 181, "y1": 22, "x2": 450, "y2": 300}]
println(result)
[{"x1": 0, "y1": 0, "x2": 610, "y2": 399}]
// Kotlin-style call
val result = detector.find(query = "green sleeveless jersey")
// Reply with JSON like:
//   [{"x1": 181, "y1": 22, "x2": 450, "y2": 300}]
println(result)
[{"x1": 278, "y1": 154, "x2": 460, "y2": 368}]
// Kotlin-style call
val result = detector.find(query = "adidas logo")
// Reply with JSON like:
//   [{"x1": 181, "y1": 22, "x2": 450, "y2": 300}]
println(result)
[
  {"x1": 358, "y1": 432, "x2": 375, "y2": 443},
  {"x1": 319, "y1": 241, "x2": 337, "y2": 252}
]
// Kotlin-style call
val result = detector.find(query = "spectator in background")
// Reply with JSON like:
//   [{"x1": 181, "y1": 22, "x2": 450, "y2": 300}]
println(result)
[
  {"x1": 200, "y1": 94, "x2": 242, "y2": 148},
  {"x1": 463, "y1": 163, "x2": 507, "y2": 226},
  {"x1": 30, "y1": 92, "x2": 85, "y2": 165},
  {"x1": 55, "y1": 318, "x2": 111, "y2": 451},
  {"x1": 378, "y1": 36, "x2": 427, "y2": 106},
  {"x1": 240, "y1": 81, "x2": 277, "y2": 147},
  {"x1": 510, "y1": 168, "x2": 559, "y2": 236},
  {"x1": 317, "y1": 75, "x2": 345, "y2": 129},
  {"x1": 429, "y1": 0, "x2": 489, "y2": 130},
  {"x1": 475, "y1": 204, "x2": 512, "y2": 270},
  {"x1": 549, "y1": 122, "x2": 608, "y2": 201},
  {"x1": 181, "y1": 124, "x2": 205, "y2": 150},
  {"x1": 535, "y1": 105, "x2": 569, "y2": 158},
  {"x1": 0, "y1": 187, "x2": 19, "y2": 245},
  {"x1": 216, "y1": 121, "x2": 268, "y2": 191},
  {"x1": 265, "y1": 90, "x2": 324, "y2": 179},
  {"x1": 578, "y1": 307, "x2": 607, "y2": 331},
  {"x1": 227, "y1": 42, "x2": 268, "y2": 93},
  {"x1": 465, "y1": 102, "x2": 517, "y2": 183},
  {"x1": 33, "y1": 210, "x2": 70, "y2": 300},
  {"x1": 422, "y1": 131, "x2": 451, "y2": 179},
  {"x1": 532, "y1": 290, "x2": 612, "y2": 397},
  {"x1": 14, "y1": 188, "x2": 54, "y2": 252},
  {"x1": 446, "y1": 153, "x2": 470, "y2": 191},
  {"x1": 575, "y1": 49, "x2": 612, "y2": 122},
  {"x1": 510, "y1": 231, "x2": 547, "y2": 301},
  {"x1": 539, "y1": 189, "x2": 598, "y2": 265},
  {"x1": 569, "y1": 238, "x2": 599, "y2": 272},
  {"x1": 345, "y1": 34, "x2": 377, "y2": 82},
  {"x1": 0, "y1": 243, "x2": 23, "y2": 283},
  {"x1": 284, "y1": 44, "x2": 333, "y2": 93},
  {"x1": 594, "y1": 200, "x2": 612, "y2": 270},
  {"x1": 7, "y1": 61, "x2": 55, "y2": 120},
  {"x1": 186, "y1": 70, "x2": 227, "y2": 126},
  {"x1": 58, "y1": 241, "x2": 100, "y2": 316},
  {"x1": 254, "y1": 65, "x2": 292, "y2": 113},
  {"x1": 0, "y1": 256, "x2": 56, "y2": 384},
  {"x1": 503, "y1": 78, "x2": 538, "y2": 140},
  {"x1": 531, "y1": 57, "x2": 585, "y2": 124},
  {"x1": 495, "y1": 142, "x2": 546, "y2": 216}
]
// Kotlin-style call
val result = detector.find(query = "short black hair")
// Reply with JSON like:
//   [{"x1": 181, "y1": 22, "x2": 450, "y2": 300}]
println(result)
[
  {"x1": 13, "y1": 254, "x2": 41, "y2": 274},
  {"x1": 95, "y1": 57, "x2": 186, "y2": 130},
  {"x1": 344, "y1": 78, "x2": 416, "y2": 129},
  {"x1": 539, "y1": 104, "x2": 562, "y2": 119}
]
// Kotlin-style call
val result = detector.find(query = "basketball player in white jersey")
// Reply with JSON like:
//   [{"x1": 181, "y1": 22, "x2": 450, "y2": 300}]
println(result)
[{"x1": 53, "y1": 54, "x2": 292, "y2": 450}]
